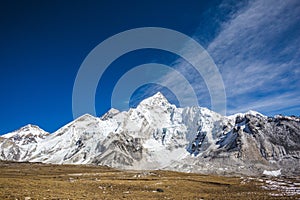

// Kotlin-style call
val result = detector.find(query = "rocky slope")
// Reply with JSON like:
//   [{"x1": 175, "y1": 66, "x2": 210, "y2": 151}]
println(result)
[{"x1": 0, "y1": 92, "x2": 299, "y2": 176}]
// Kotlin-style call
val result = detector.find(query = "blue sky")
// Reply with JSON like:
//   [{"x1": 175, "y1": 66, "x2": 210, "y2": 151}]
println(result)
[{"x1": 0, "y1": 0, "x2": 299, "y2": 134}]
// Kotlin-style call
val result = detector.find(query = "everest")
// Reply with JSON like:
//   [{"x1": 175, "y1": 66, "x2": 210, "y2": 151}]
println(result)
[{"x1": 0, "y1": 92, "x2": 299, "y2": 176}]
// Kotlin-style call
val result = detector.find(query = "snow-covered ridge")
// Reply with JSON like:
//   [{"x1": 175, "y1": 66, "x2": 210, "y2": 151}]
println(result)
[
  {"x1": 2, "y1": 124, "x2": 49, "y2": 139},
  {"x1": 0, "y1": 92, "x2": 299, "y2": 176}
]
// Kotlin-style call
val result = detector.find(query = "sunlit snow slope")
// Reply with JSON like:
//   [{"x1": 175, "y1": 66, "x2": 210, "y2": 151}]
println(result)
[{"x1": 0, "y1": 92, "x2": 299, "y2": 176}]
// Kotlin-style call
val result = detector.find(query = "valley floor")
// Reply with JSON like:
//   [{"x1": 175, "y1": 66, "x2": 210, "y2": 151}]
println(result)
[{"x1": 0, "y1": 161, "x2": 299, "y2": 200}]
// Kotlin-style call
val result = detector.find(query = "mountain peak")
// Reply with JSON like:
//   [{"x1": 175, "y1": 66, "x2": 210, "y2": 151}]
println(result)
[
  {"x1": 74, "y1": 113, "x2": 98, "y2": 122},
  {"x1": 152, "y1": 91, "x2": 165, "y2": 98},
  {"x1": 245, "y1": 110, "x2": 266, "y2": 118},
  {"x1": 138, "y1": 92, "x2": 172, "y2": 108},
  {"x1": 2, "y1": 124, "x2": 49, "y2": 139},
  {"x1": 101, "y1": 108, "x2": 120, "y2": 120}
]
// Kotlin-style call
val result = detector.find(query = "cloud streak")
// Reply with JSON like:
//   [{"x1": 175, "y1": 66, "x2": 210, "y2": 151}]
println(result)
[
  {"x1": 136, "y1": 0, "x2": 300, "y2": 116},
  {"x1": 206, "y1": 0, "x2": 300, "y2": 115}
]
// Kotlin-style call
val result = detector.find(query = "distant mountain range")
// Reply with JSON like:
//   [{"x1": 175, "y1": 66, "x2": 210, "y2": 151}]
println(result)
[{"x1": 1, "y1": 92, "x2": 299, "y2": 176}]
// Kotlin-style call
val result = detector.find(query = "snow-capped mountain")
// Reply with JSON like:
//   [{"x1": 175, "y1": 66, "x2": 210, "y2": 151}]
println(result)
[
  {"x1": 0, "y1": 124, "x2": 49, "y2": 161},
  {"x1": 0, "y1": 92, "x2": 299, "y2": 176}
]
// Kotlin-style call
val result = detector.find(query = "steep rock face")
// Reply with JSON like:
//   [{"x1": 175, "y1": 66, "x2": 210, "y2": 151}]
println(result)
[
  {"x1": 92, "y1": 131, "x2": 143, "y2": 167},
  {"x1": 0, "y1": 125, "x2": 49, "y2": 161},
  {"x1": 0, "y1": 93, "x2": 299, "y2": 176},
  {"x1": 232, "y1": 114, "x2": 300, "y2": 163},
  {"x1": 241, "y1": 114, "x2": 300, "y2": 175},
  {"x1": 197, "y1": 113, "x2": 300, "y2": 176}
]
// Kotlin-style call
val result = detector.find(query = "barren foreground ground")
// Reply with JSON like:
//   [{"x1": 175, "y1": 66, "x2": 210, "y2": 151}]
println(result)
[{"x1": 0, "y1": 161, "x2": 299, "y2": 199}]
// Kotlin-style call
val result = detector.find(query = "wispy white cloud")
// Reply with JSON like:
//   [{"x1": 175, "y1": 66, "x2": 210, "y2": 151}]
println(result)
[
  {"x1": 138, "y1": 0, "x2": 300, "y2": 116},
  {"x1": 227, "y1": 92, "x2": 300, "y2": 115},
  {"x1": 206, "y1": 0, "x2": 300, "y2": 115}
]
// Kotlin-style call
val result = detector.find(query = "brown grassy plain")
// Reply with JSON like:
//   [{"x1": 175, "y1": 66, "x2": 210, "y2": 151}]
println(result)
[{"x1": 0, "y1": 161, "x2": 298, "y2": 199}]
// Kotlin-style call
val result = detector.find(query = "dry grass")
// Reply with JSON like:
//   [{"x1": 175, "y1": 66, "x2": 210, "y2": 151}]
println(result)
[{"x1": 0, "y1": 161, "x2": 298, "y2": 199}]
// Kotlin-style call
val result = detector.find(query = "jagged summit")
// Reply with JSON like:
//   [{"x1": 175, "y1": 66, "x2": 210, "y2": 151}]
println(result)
[
  {"x1": 101, "y1": 108, "x2": 120, "y2": 120},
  {"x1": 137, "y1": 92, "x2": 173, "y2": 108}
]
